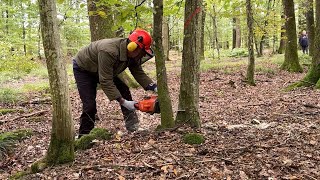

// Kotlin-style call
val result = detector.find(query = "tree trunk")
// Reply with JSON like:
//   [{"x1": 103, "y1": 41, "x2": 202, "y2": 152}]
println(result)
[
  {"x1": 87, "y1": 0, "x2": 114, "y2": 41},
  {"x1": 233, "y1": 17, "x2": 241, "y2": 49},
  {"x1": 162, "y1": 17, "x2": 170, "y2": 61},
  {"x1": 153, "y1": 0, "x2": 175, "y2": 129},
  {"x1": 281, "y1": 0, "x2": 302, "y2": 72},
  {"x1": 291, "y1": 0, "x2": 320, "y2": 89},
  {"x1": 176, "y1": 0, "x2": 202, "y2": 128},
  {"x1": 306, "y1": 0, "x2": 315, "y2": 57},
  {"x1": 278, "y1": 14, "x2": 286, "y2": 54},
  {"x1": 21, "y1": 3, "x2": 27, "y2": 56},
  {"x1": 246, "y1": 0, "x2": 255, "y2": 86},
  {"x1": 212, "y1": 5, "x2": 220, "y2": 58},
  {"x1": 200, "y1": 3, "x2": 206, "y2": 60},
  {"x1": 38, "y1": 0, "x2": 74, "y2": 165}
]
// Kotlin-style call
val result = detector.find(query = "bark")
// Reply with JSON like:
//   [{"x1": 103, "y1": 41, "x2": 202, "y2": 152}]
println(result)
[
  {"x1": 212, "y1": 5, "x2": 220, "y2": 58},
  {"x1": 278, "y1": 15, "x2": 286, "y2": 54},
  {"x1": 246, "y1": 0, "x2": 255, "y2": 85},
  {"x1": 162, "y1": 17, "x2": 170, "y2": 61},
  {"x1": 153, "y1": 0, "x2": 175, "y2": 129},
  {"x1": 200, "y1": 3, "x2": 206, "y2": 60},
  {"x1": 281, "y1": 0, "x2": 302, "y2": 72},
  {"x1": 87, "y1": 0, "x2": 114, "y2": 41},
  {"x1": 176, "y1": 0, "x2": 202, "y2": 128},
  {"x1": 233, "y1": 17, "x2": 241, "y2": 49},
  {"x1": 21, "y1": 3, "x2": 27, "y2": 56},
  {"x1": 306, "y1": 0, "x2": 315, "y2": 56},
  {"x1": 38, "y1": 0, "x2": 74, "y2": 165}
]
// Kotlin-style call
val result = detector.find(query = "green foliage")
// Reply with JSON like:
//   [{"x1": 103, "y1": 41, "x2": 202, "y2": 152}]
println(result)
[
  {"x1": 0, "y1": 55, "x2": 39, "y2": 74},
  {"x1": 29, "y1": 66, "x2": 48, "y2": 79},
  {"x1": 0, "y1": 108, "x2": 19, "y2": 115},
  {"x1": 183, "y1": 133, "x2": 205, "y2": 145},
  {"x1": 0, "y1": 129, "x2": 33, "y2": 159},
  {"x1": 0, "y1": 88, "x2": 22, "y2": 103},
  {"x1": 22, "y1": 81, "x2": 50, "y2": 93},
  {"x1": 9, "y1": 171, "x2": 29, "y2": 180},
  {"x1": 227, "y1": 48, "x2": 249, "y2": 58}
]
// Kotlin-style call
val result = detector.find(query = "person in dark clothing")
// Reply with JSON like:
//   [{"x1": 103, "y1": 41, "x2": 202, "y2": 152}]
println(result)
[
  {"x1": 73, "y1": 29, "x2": 158, "y2": 136},
  {"x1": 299, "y1": 30, "x2": 309, "y2": 54}
]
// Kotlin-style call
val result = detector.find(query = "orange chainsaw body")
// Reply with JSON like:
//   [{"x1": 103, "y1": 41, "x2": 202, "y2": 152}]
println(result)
[{"x1": 135, "y1": 95, "x2": 160, "y2": 114}]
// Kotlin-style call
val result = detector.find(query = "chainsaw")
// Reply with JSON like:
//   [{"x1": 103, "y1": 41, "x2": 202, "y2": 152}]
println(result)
[{"x1": 134, "y1": 95, "x2": 160, "y2": 114}]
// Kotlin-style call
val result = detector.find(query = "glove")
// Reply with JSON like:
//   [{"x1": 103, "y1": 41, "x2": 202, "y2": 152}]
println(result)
[
  {"x1": 146, "y1": 83, "x2": 157, "y2": 92},
  {"x1": 121, "y1": 99, "x2": 137, "y2": 111}
]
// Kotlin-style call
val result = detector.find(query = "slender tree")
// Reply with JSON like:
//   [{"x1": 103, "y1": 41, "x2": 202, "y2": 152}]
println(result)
[
  {"x1": 176, "y1": 0, "x2": 203, "y2": 128},
  {"x1": 278, "y1": 14, "x2": 286, "y2": 54},
  {"x1": 305, "y1": 0, "x2": 315, "y2": 57},
  {"x1": 281, "y1": 0, "x2": 303, "y2": 72},
  {"x1": 246, "y1": 0, "x2": 255, "y2": 85},
  {"x1": 38, "y1": 0, "x2": 74, "y2": 166},
  {"x1": 162, "y1": 17, "x2": 170, "y2": 61},
  {"x1": 153, "y1": 0, "x2": 175, "y2": 129}
]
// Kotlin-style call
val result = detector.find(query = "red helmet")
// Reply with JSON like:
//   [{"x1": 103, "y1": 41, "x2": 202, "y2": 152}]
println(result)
[{"x1": 128, "y1": 29, "x2": 153, "y2": 56}]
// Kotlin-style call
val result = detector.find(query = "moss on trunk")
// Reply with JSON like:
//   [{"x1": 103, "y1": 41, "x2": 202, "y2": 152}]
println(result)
[{"x1": 46, "y1": 135, "x2": 74, "y2": 165}]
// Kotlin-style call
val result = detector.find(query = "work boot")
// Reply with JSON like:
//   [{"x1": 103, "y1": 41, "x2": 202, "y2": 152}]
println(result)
[{"x1": 123, "y1": 110, "x2": 140, "y2": 132}]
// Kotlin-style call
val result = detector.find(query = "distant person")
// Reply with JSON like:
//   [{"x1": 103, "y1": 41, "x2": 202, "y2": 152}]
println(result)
[{"x1": 299, "y1": 30, "x2": 309, "y2": 54}]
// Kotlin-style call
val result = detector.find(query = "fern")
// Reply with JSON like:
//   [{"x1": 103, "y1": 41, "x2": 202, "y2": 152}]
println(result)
[{"x1": 0, "y1": 129, "x2": 33, "y2": 158}]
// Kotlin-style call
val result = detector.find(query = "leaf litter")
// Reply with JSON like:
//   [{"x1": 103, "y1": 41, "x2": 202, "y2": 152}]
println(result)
[{"x1": 0, "y1": 56, "x2": 319, "y2": 179}]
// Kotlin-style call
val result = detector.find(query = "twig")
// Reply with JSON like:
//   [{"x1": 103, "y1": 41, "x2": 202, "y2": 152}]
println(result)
[
  {"x1": 7, "y1": 110, "x2": 49, "y2": 122},
  {"x1": 303, "y1": 103, "x2": 320, "y2": 109}
]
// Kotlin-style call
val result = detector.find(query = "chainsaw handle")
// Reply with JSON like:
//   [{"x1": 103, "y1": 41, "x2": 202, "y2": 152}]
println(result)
[{"x1": 134, "y1": 103, "x2": 139, "y2": 109}]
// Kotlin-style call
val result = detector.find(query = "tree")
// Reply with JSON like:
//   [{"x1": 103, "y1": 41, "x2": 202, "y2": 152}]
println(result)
[
  {"x1": 289, "y1": 0, "x2": 320, "y2": 89},
  {"x1": 176, "y1": 0, "x2": 203, "y2": 128},
  {"x1": 245, "y1": 0, "x2": 255, "y2": 85},
  {"x1": 305, "y1": 0, "x2": 315, "y2": 57},
  {"x1": 232, "y1": 17, "x2": 241, "y2": 49},
  {"x1": 281, "y1": 0, "x2": 302, "y2": 72},
  {"x1": 38, "y1": 0, "x2": 74, "y2": 166},
  {"x1": 153, "y1": 0, "x2": 175, "y2": 129},
  {"x1": 278, "y1": 14, "x2": 286, "y2": 54},
  {"x1": 162, "y1": 17, "x2": 170, "y2": 61},
  {"x1": 87, "y1": 0, "x2": 114, "y2": 41}
]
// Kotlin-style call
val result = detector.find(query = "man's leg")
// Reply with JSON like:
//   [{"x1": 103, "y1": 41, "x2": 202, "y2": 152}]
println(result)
[
  {"x1": 113, "y1": 76, "x2": 139, "y2": 132},
  {"x1": 73, "y1": 61, "x2": 98, "y2": 135}
]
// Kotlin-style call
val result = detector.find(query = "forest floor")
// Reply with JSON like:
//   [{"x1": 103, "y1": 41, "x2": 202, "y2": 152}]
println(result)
[{"x1": 0, "y1": 52, "x2": 319, "y2": 179}]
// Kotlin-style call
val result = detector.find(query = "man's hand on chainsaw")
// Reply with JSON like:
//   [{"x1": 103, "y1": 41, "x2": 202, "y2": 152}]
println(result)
[{"x1": 119, "y1": 98, "x2": 137, "y2": 111}]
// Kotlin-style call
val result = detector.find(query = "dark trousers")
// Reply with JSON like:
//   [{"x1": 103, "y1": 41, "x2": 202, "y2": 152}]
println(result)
[
  {"x1": 73, "y1": 60, "x2": 138, "y2": 135},
  {"x1": 302, "y1": 46, "x2": 308, "y2": 54}
]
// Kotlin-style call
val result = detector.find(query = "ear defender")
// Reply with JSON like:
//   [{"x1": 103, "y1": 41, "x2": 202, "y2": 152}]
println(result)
[
  {"x1": 127, "y1": 41, "x2": 138, "y2": 52},
  {"x1": 127, "y1": 36, "x2": 144, "y2": 52}
]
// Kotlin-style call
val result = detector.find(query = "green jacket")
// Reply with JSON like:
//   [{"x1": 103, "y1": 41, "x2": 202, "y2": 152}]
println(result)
[{"x1": 74, "y1": 38, "x2": 153, "y2": 101}]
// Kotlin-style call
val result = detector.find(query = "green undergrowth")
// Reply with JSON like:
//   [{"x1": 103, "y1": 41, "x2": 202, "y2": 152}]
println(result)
[
  {"x1": 183, "y1": 133, "x2": 205, "y2": 145},
  {"x1": 0, "y1": 108, "x2": 23, "y2": 115},
  {"x1": 0, "y1": 129, "x2": 33, "y2": 159},
  {"x1": 75, "y1": 128, "x2": 112, "y2": 150},
  {"x1": 0, "y1": 88, "x2": 22, "y2": 103}
]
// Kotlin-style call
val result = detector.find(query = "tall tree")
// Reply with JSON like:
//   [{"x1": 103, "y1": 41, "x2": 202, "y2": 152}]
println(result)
[
  {"x1": 281, "y1": 0, "x2": 302, "y2": 72},
  {"x1": 162, "y1": 17, "x2": 170, "y2": 61},
  {"x1": 176, "y1": 0, "x2": 203, "y2": 128},
  {"x1": 305, "y1": 0, "x2": 315, "y2": 56},
  {"x1": 153, "y1": 0, "x2": 175, "y2": 129},
  {"x1": 246, "y1": 0, "x2": 255, "y2": 85},
  {"x1": 200, "y1": 2, "x2": 206, "y2": 60},
  {"x1": 232, "y1": 16, "x2": 241, "y2": 49},
  {"x1": 38, "y1": 0, "x2": 74, "y2": 165},
  {"x1": 278, "y1": 14, "x2": 286, "y2": 54},
  {"x1": 87, "y1": 0, "x2": 114, "y2": 41},
  {"x1": 290, "y1": 0, "x2": 320, "y2": 88}
]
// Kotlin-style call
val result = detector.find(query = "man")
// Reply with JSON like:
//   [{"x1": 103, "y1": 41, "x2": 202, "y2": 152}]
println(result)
[
  {"x1": 73, "y1": 29, "x2": 157, "y2": 136},
  {"x1": 299, "y1": 30, "x2": 309, "y2": 54}
]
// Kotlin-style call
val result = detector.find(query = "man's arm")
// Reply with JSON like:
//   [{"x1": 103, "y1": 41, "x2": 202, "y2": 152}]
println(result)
[{"x1": 128, "y1": 64, "x2": 155, "y2": 91}]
